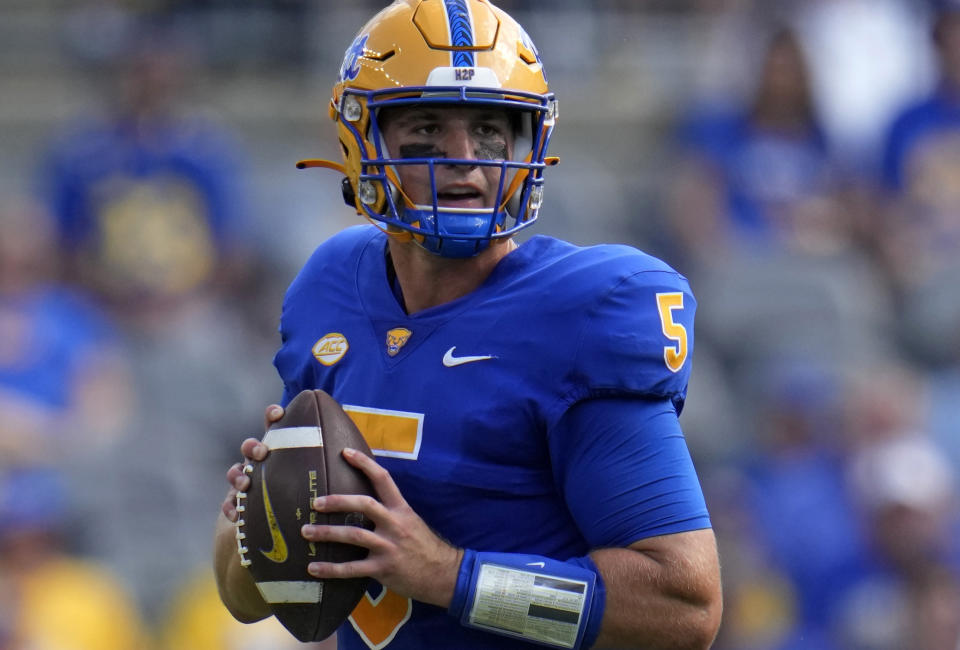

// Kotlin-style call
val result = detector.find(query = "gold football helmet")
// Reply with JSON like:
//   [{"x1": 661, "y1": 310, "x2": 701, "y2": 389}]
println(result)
[{"x1": 298, "y1": 0, "x2": 558, "y2": 257}]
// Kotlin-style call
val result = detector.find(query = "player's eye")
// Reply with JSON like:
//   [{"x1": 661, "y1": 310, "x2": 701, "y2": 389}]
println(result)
[
  {"x1": 412, "y1": 123, "x2": 441, "y2": 136},
  {"x1": 474, "y1": 123, "x2": 502, "y2": 138}
]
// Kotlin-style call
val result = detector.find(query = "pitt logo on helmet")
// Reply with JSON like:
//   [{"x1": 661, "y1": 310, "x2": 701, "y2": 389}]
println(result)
[
  {"x1": 339, "y1": 33, "x2": 369, "y2": 83},
  {"x1": 312, "y1": 333, "x2": 349, "y2": 366},
  {"x1": 386, "y1": 328, "x2": 413, "y2": 357}
]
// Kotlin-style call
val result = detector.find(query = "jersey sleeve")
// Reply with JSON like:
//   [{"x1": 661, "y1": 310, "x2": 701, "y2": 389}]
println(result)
[
  {"x1": 273, "y1": 289, "x2": 308, "y2": 408},
  {"x1": 571, "y1": 267, "x2": 696, "y2": 415},
  {"x1": 549, "y1": 397, "x2": 711, "y2": 548},
  {"x1": 272, "y1": 225, "x2": 380, "y2": 407}
]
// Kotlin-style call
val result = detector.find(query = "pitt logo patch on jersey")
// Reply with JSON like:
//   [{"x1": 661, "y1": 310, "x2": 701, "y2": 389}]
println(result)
[
  {"x1": 312, "y1": 333, "x2": 348, "y2": 366},
  {"x1": 386, "y1": 328, "x2": 412, "y2": 357}
]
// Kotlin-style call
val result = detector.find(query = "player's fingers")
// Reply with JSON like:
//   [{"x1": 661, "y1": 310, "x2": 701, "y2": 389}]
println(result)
[
  {"x1": 222, "y1": 488, "x2": 239, "y2": 521},
  {"x1": 226, "y1": 462, "x2": 251, "y2": 491},
  {"x1": 226, "y1": 462, "x2": 242, "y2": 482},
  {"x1": 263, "y1": 404, "x2": 284, "y2": 430},
  {"x1": 310, "y1": 494, "x2": 394, "y2": 530},
  {"x1": 240, "y1": 437, "x2": 268, "y2": 462},
  {"x1": 301, "y1": 523, "x2": 380, "y2": 551},
  {"x1": 307, "y1": 558, "x2": 381, "y2": 581},
  {"x1": 342, "y1": 447, "x2": 405, "y2": 507},
  {"x1": 312, "y1": 494, "x2": 388, "y2": 524}
]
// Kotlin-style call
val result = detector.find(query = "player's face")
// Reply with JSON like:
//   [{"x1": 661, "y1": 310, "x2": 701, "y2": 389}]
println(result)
[{"x1": 380, "y1": 105, "x2": 515, "y2": 211}]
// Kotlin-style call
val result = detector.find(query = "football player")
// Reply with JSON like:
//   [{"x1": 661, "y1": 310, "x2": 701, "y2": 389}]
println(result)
[{"x1": 215, "y1": 1, "x2": 722, "y2": 648}]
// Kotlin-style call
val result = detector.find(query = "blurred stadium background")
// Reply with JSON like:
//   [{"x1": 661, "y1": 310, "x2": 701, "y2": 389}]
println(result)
[{"x1": 2, "y1": 0, "x2": 960, "y2": 648}]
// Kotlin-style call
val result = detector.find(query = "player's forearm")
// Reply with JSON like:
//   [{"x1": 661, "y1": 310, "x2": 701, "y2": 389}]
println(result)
[
  {"x1": 213, "y1": 513, "x2": 272, "y2": 622},
  {"x1": 590, "y1": 529, "x2": 722, "y2": 650}
]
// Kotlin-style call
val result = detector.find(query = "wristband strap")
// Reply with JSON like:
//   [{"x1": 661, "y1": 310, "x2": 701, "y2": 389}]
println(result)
[{"x1": 448, "y1": 550, "x2": 605, "y2": 649}]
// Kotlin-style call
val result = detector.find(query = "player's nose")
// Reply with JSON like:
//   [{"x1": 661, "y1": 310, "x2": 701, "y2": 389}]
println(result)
[{"x1": 441, "y1": 127, "x2": 479, "y2": 165}]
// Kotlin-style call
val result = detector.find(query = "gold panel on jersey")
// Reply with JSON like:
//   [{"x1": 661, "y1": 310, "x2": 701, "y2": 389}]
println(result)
[{"x1": 342, "y1": 405, "x2": 423, "y2": 460}]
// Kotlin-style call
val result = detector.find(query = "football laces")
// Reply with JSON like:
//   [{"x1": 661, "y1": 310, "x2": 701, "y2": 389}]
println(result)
[{"x1": 235, "y1": 463, "x2": 254, "y2": 567}]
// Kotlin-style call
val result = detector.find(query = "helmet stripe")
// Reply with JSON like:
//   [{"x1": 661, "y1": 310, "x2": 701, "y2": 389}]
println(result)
[{"x1": 444, "y1": 0, "x2": 475, "y2": 67}]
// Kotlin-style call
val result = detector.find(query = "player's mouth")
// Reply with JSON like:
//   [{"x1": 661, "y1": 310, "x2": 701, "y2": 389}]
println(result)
[{"x1": 436, "y1": 184, "x2": 487, "y2": 209}]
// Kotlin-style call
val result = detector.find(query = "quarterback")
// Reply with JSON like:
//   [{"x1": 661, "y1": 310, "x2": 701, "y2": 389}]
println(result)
[{"x1": 214, "y1": 1, "x2": 722, "y2": 649}]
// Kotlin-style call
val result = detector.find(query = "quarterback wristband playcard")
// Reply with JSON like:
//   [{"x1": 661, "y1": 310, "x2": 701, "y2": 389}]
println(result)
[{"x1": 452, "y1": 550, "x2": 599, "y2": 649}]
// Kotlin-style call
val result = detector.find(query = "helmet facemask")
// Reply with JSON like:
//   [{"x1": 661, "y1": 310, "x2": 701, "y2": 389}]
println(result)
[{"x1": 345, "y1": 87, "x2": 556, "y2": 257}]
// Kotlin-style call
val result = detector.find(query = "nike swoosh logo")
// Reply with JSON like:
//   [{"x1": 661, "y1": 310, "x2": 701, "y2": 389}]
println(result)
[
  {"x1": 442, "y1": 346, "x2": 495, "y2": 367},
  {"x1": 526, "y1": 561, "x2": 546, "y2": 568},
  {"x1": 259, "y1": 471, "x2": 289, "y2": 563}
]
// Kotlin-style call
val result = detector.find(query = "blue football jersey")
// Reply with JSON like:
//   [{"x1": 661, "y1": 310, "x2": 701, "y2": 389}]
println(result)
[{"x1": 273, "y1": 225, "x2": 705, "y2": 649}]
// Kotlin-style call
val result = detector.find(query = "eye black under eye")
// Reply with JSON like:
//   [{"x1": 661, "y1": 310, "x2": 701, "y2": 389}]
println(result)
[
  {"x1": 399, "y1": 143, "x2": 444, "y2": 159},
  {"x1": 475, "y1": 141, "x2": 508, "y2": 160}
]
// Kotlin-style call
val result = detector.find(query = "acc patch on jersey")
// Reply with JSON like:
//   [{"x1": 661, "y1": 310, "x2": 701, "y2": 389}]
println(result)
[
  {"x1": 313, "y1": 333, "x2": 348, "y2": 366},
  {"x1": 386, "y1": 328, "x2": 412, "y2": 357}
]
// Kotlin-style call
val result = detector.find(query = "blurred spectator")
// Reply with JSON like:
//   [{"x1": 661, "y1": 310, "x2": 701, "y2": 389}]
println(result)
[
  {"x1": 849, "y1": 436, "x2": 958, "y2": 574},
  {"x1": 735, "y1": 359, "x2": 866, "y2": 645},
  {"x1": 822, "y1": 359, "x2": 960, "y2": 649},
  {"x1": 0, "y1": 468, "x2": 151, "y2": 650},
  {"x1": 60, "y1": 285, "x2": 279, "y2": 623},
  {"x1": 704, "y1": 466, "x2": 826, "y2": 650},
  {"x1": 834, "y1": 434, "x2": 960, "y2": 650},
  {"x1": 669, "y1": 26, "x2": 847, "y2": 270},
  {"x1": 0, "y1": 195, "x2": 132, "y2": 467},
  {"x1": 875, "y1": 3, "x2": 960, "y2": 371},
  {"x1": 30, "y1": 21, "x2": 281, "y2": 623},
  {"x1": 724, "y1": 356, "x2": 960, "y2": 649},
  {"x1": 881, "y1": 2, "x2": 960, "y2": 195},
  {"x1": 39, "y1": 25, "x2": 255, "y2": 323},
  {"x1": 59, "y1": 251, "x2": 280, "y2": 625}
]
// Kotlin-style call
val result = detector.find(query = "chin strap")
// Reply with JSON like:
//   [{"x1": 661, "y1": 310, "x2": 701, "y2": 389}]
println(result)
[
  {"x1": 295, "y1": 157, "x2": 417, "y2": 212},
  {"x1": 498, "y1": 154, "x2": 559, "y2": 211},
  {"x1": 295, "y1": 158, "x2": 345, "y2": 173},
  {"x1": 295, "y1": 158, "x2": 414, "y2": 242}
]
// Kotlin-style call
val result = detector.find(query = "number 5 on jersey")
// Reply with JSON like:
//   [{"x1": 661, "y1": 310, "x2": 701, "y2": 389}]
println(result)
[{"x1": 656, "y1": 292, "x2": 688, "y2": 373}]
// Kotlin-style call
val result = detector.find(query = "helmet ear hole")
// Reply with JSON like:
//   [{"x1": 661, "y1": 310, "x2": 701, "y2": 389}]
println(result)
[{"x1": 341, "y1": 177, "x2": 356, "y2": 207}]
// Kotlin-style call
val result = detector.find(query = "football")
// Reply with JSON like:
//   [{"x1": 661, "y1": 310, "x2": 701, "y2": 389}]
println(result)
[{"x1": 236, "y1": 389, "x2": 376, "y2": 642}]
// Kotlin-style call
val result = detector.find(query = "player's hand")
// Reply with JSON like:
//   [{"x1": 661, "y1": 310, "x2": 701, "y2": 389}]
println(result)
[
  {"x1": 301, "y1": 448, "x2": 463, "y2": 608},
  {"x1": 220, "y1": 404, "x2": 283, "y2": 522}
]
